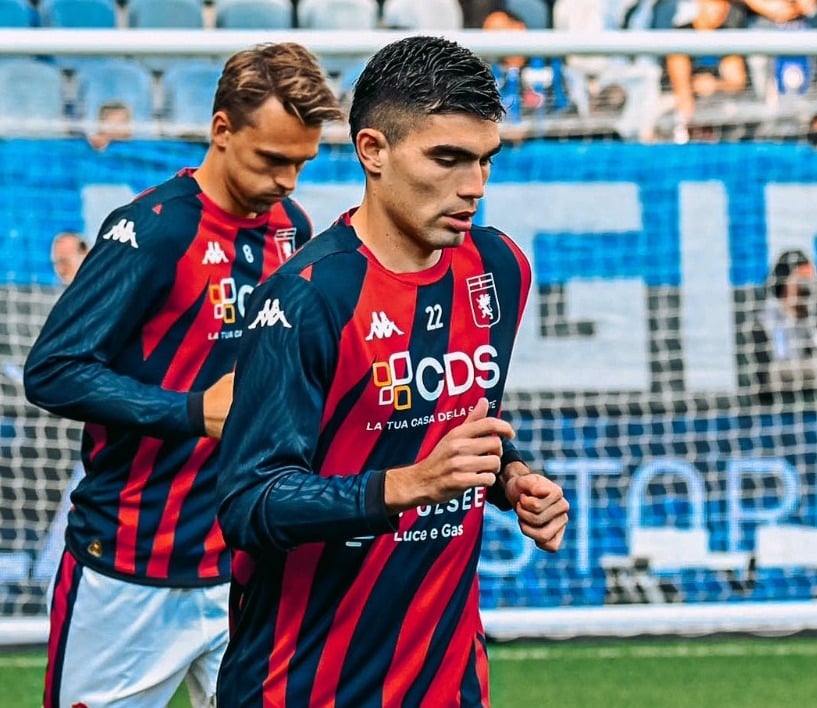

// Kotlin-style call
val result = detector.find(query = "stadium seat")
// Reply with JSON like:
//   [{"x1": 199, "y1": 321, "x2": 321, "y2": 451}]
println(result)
[
  {"x1": 215, "y1": 0, "x2": 292, "y2": 29},
  {"x1": 74, "y1": 58, "x2": 154, "y2": 129},
  {"x1": 381, "y1": 0, "x2": 462, "y2": 29},
  {"x1": 506, "y1": 0, "x2": 550, "y2": 30},
  {"x1": 128, "y1": 0, "x2": 204, "y2": 28},
  {"x1": 296, "y1": 0, "x2": 377, "y2": 29},
  {"x1": 161, "y1": 60, "x2": 222, "y2": 137},
  {"x1": 0, "y1": 59, "x2": 65, "y2": 135},
  {"x1": 39, "y1": 0, "x2": 116, "y2": 27},
  {"x1": 0, "y1": 0, "x2": 36, "y2": 27}
]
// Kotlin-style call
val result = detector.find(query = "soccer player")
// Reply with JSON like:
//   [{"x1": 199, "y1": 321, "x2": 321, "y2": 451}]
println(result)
[
  {"x1": 216, "y1": 35, "x2": 570, "y2": 706},
  {"x1": 24, "y1": 43, "x2": 342, "y2": 707}
]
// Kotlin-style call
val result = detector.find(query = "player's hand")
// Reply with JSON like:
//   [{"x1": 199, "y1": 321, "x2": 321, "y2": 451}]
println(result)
[
  {"x1": 504, "y1": 471, "x2": 569, "y2": 553},
  {"x1": 384, "y1": 397, "x2": 514, "y2": 512},
  {"x1": 203, "y1": 370, "x2": 234, "y2": 439}
]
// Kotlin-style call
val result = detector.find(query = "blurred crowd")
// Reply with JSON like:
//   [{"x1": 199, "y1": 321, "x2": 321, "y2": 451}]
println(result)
[{"x1": 5, "y1": 0, "x2": 817, "y2": 143}]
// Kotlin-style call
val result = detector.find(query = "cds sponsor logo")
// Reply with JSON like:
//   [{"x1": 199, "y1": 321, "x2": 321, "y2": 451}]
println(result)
[
  {"x1": 209, "y1": 276, "x2": 254, "y2": 324},
  {"x1": 372, "y1": 344, "x2": 500, "y2": 409}
]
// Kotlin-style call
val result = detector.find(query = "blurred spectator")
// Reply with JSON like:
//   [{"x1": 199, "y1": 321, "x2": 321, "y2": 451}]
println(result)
[
  {"x1": 460, "y1": 0, "x2": 505, "y2": 27},
  {"x1": 554, "y1": 0, "x2": 663, "y2": 141},
  {"x1": 381, "y1": 0, "x2": 463, "y2": 28},
  {"x1": 86, "y1": 100, "x2": 134, "y2": 151},
  {"x1": 50, "y1": 230, "x2": 89, "y2": 285},
  {"x1": 751, "y1": 248, "x2": 817, "y2": 403},
  {"x1": 653, "y1": 0, "x2": 748, "y2": 142},
  {"x1": 742, "y1": 0, "x2": 817, "y2": 100},
  {"x1": 483, "y1": 8, "x2": 528, "y2": 71},
  {"x1": 482, "y1": 8, "x2": 539, "y2": 136}
]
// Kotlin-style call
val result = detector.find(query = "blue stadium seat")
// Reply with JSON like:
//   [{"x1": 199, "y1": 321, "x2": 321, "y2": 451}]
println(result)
[
  {"x1": 128, "y1": 0, "x2": 204, "y2": 28},
  {"x1": 0, "y1": 59, "x2": 65, "y2": 134},
  {"x1": 381, "y1": 0, "x2": 462, "y2": 29},
  {"x1": 74, "y1": 58, "x2": 154, "y2": 128},
  {"x1": 0, "y1": 0, "x2": 36, "y2": 27},
  {"x1": 215, "y1": 0, "x2": 292, "y2": 29},
  {"x1": 40, "y1": 0, "x2": 116, "y2": 27},
  {"x1": 297, "y1": 0, "x2": 377, "y2": 29},
  {"x1": 161, "y1": 60, "x2": 221, "y2": 136},
  {"x1": 506, "y1": 0, "x2": 550, "y2": 29}
]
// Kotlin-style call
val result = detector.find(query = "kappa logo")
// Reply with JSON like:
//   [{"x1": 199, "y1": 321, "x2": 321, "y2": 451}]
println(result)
[
  {"x1": 466, "y1": 273, "x2": 500, "y2": 328},
  {"x1": 202, "y1": 241, "x2": 229, "y2": 265},
  {"x1": 274, "y1": 228, "x2": 297, "y2": 262},
  {"x1": 101, "y1": 218, "x2": 138, "y2": 248},
  {"x1": 248, "y1": 298, "x2": 292, "y2": 329},
  {"x1": 365, "y1": 311, "x2": 404, "y2": 341}
]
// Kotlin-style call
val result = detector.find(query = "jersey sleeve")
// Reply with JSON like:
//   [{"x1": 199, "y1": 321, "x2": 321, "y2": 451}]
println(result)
[
  {"x1": 23, "y1": 201, "x2": 201, "y2": 438},
  {"x1": 217, "y1": 273, "x2": 396, "y2": 556}
]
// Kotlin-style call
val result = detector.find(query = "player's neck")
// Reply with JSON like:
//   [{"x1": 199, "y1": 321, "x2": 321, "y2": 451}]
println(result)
[{"x1": 350, "y1": 202, "x2": 441, "y2": 274}]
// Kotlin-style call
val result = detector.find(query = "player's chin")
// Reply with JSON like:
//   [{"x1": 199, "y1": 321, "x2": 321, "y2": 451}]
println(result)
[{"x1": 434, "y1": 228, "x2": 467, "y2": 249}]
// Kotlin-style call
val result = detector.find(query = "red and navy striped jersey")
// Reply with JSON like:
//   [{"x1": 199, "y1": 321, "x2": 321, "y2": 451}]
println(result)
[
  {"x1": 24, "y1": 168, "x2": 311, "y2": 587},
  {"x1": 217, "y1": 211, "x2": 531, "y2": 706}
]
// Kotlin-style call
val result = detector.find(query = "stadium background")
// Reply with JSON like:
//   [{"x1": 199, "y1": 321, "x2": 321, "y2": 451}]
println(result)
[{"x1": 3, "y1": 0, "x2": 817, "y2": 644}]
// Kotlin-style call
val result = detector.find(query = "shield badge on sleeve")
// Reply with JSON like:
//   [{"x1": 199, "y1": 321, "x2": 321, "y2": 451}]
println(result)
[{"x1": 273, "y1": 227, "x2": 297, "y2": 261}]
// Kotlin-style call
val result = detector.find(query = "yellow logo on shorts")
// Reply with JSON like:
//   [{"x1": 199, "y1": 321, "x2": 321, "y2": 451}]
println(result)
[{"x1": 87, "y1": 539, "x2": 103, "y2": 557}]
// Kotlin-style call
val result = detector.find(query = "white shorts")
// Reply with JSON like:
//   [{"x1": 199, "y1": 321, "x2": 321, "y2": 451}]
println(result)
[{"x1": 45, "y1": 549, "x2": 229, "y2": 708}]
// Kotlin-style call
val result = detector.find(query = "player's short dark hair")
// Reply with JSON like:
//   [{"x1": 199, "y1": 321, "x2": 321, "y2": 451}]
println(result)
[
  {"x1": 214, "y1": 42, "x2": 343, "y2": 131},
  {"x1": 348, "y1": 35, "x2": 504, "y2": 145}
]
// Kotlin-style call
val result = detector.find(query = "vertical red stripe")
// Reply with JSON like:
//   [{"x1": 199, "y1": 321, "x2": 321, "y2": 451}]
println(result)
[
  {"x1": 114, "y1": 438, "x2": 162, "y2": 574},
  {"x1": 307, "y1": 537, "x2": 400, "y2": 706},
  {"x1": 84, "y1": 422, "x2": 107, "y2": 462},
  {"x1": 320, "y1": 264, "x2": 418, "y2": 474},
  {"x1": 146, "y1": 437, "x2": 216, "y2": 577},
  {"x1": 263, "y1": 545, "x2": 324, "y2": 705},
  {"x1": 420, "y1": 579, "x2": 487, "y2": 706},
  {"x1": 262, "y1": 205, "x2": 296, "y2": 278},
  {"x1": 382, "y1": 511, "x2": 485, "y2": 706},
  {"x1": 141, "y1": 207, "x2": 235, "y2": 359},
  {"x1": 497, "y1": 232, "x2": 532, "y2": 327},
  {"x1": 474, "y1": 625, "x2": 491, "y2": 707},
  {"x1": 198, "y1": 517, "x2": 227, "y2": 578},
  {"x1": 44, "y1": 551, "x2": 78, "y2": 708}
]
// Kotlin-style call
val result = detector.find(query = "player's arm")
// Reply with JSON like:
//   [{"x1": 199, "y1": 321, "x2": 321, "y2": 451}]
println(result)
[
  {"x1": 217, "y1": 274, "x2": 396, "y2": 556},
  {"x1": 24, "y1": 203, "x2": 205, "y2": 439}
]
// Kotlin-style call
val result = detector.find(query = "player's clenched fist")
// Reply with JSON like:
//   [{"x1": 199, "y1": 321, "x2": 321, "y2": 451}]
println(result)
[
  {"x1": 385, "y1": 397, "x2": 514, "y2": 513},
  {"x1": 503, "y1": 467, "x2": 569, "y2": 553}
]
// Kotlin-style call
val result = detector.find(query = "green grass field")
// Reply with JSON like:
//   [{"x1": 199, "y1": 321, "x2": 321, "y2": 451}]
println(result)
[{"x1": 3, "y1": 637, "x2": 816, "y2": 707}]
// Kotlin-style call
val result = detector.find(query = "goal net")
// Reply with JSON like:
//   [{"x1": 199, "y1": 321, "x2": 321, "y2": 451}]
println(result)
[{"x1": 4, "y1": 38, "x2": 817, "y2": 642}]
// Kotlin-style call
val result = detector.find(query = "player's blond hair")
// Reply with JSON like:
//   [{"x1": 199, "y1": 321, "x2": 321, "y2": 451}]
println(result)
[{"x1": 214, "y1": 42, "x2": 343, "y2": 129}]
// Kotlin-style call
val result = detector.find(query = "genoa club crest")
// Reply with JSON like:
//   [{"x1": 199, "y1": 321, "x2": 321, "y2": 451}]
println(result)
[
  {"x1": 273, "y1": 227, "x2": 297, "y2": 261},
  {"x1": 467, "y1": 273, "x2": 500, "y2": 328}
]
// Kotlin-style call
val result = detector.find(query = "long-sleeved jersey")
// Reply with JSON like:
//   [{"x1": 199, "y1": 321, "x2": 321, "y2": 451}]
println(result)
[
  {"x1": 24, "y1": 168, "x2": 311, "y2": 587},
  {"x1": 217, "y1": 211, "x2": 531, "y2": 707}
]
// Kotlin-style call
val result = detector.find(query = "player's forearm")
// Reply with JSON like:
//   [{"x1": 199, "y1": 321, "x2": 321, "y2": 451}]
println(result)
[
  {"x1": 219, "y1": 467, "x2": 397, "y2": 554},
  {"x1": 24, "y1": 355, "x2": 201, "y2": 437}
]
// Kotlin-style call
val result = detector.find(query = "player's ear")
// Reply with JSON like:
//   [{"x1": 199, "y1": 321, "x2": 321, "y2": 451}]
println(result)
[
  {"x1": 355, "y1": 128, "x2": 387, "y2": 176},
  {"x1": 210, "y1": 111, "x2": 232, "y2": 147}
]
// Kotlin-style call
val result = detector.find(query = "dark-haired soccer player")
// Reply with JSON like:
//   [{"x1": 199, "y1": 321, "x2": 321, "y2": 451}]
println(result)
[
  {"x1": 24, "y1": 43, "x2": 342, "y2": 707},
  {"x1": 217, "y1": 35, "x2": 570, "y2": 706}
]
